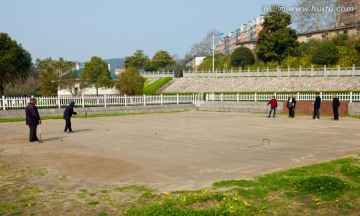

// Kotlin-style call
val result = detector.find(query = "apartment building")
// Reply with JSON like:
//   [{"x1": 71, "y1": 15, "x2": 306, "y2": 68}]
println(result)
[{"x1": 216, "y1": 15, "x2": 264, "y2": 54}]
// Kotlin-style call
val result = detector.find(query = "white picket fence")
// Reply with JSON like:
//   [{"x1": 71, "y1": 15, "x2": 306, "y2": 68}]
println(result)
[
  {"x1": 0, "y1": 94, "x2": 195, "y2": 110},
  {"x1": 1, "y1": 92, "x2": 359, "y2": 110},
  {"x1": 184, "y1": 65, "x2": 360, "y2": 78},
  {"x1": 206, "y1": 92, "x2": 360, "y2": 102}
]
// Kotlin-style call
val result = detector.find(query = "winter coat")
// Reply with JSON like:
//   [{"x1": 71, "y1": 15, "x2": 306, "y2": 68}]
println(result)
[
  {"x1": 332, "y1": 97, "x2": 340, "y2": 108},
  {"x1": 287, "y1": 97, "x2": 296, "y2": 108},
  {"x1": 25, "y1": 103, "x2": 40, "y2": 126},
  {"x1": 63, "y1": 101, "x2": 77, "y2": 120},
  {"x1": 267, "y1": 99, "x2": 278, "y2": 109},
  {"x1": 314, "y1": 96, "x2": 321, "y2": 109}
]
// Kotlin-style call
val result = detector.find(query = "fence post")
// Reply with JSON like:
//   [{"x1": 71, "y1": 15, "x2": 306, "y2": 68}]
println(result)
[
  {"x1": 2, "y1": 95, "x2": 5, "y2": 110},
  {"x1": 299, "y1": 66, "x2": 302, "y2": 77},
  {"x1": 58, "y1": 95, "x2": 61, "y2": 109},
  {"x1": 248, "y1": 67, "x2": 250, "y2": 77},
  {"x1": 237, "y1": 93, "x2": 239, "y2": 102},
  {"x1": 277, "y1": 66, "x2": 280, "y2": 77},
  {"x1": 143, "y1": 94, "x2": 146, "y2": 106},
  {"x1": 231, "y1": 68, "x2": 233, "y2": 78},
  {"x1": 192, "y1": 94, "x2": 195, "y2": 104},
  {"x1": 297, "y1": 92, "x2": 300, "y2": 101},
  {"x1": 82, "y1": 95, "x2": 85, "y2": 108},
  {"x1": 255, "y1": 93, "x2": 257, "y2": 102},
  {"x1": 311, "y1": 65, "x2": 314, "y2": 77},
  {"x1": 350, "y1": 92, "x2": 353, "y2": 103},
  {"x1": 257, "y1": 67, "x2": 259, "y2": 78},
  {"x1": 266, "y1": 67, "x2": 269, "y2": 77},
  {"x1": 337, "y1": 65, "x2": 340, "y2": 77},
  {"x1": 288, "y1": 66, "x2": 290, "y2": 77},
  {"x1": 324, "y1": 65, "x2": 327, "y2": 77},
  {"x1": 160, "y1": 94, "x2": 163, "y2": 106},
  {"x1": 104, "y1": 95, "x2": 107, "y2": 107},
  {"x1": 176, "y1": 94, "x2": 179, "y2": 104},
  {"x1": 125, "y1": 95, "x2": 127, "y2": 106},
  {"x1": 352, "y1": 64, "x2": 355, "y2": 77},
  {"x1": 221, "y1": 93, "x2": 223, "y2": 101}
]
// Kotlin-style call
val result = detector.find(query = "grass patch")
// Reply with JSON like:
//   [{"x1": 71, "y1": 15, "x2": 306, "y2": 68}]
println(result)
[
  {"x1": 88, "y1": 201, "x2": 100, "y2": 206},
  {"x1": 142, "y1": 77, "x2": 173, "y2": 95},
  {"x1": 125, "y1": 157, "x2": 360, "y2": 215}
]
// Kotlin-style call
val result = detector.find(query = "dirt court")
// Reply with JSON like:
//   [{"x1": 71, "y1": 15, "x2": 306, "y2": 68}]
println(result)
[{"x1": 1, "y1": 111, "x2": 360, "y2": 192}]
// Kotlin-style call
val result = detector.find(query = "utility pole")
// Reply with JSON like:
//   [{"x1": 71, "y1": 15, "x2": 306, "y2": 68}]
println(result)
[{"x1": 212, "y1": 34, "x2": 215, "y2": 73}]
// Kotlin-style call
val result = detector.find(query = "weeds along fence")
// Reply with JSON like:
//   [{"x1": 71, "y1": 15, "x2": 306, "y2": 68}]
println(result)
[
  {"x1": 1, "y1": 92, "x2": 359, "y2": 110},
  {"x1": 205, "y1": 92, "x2": 360, "y2": 102},
  {"x1": 0, "y1": 94, "x2": 195, "y2": 110}
]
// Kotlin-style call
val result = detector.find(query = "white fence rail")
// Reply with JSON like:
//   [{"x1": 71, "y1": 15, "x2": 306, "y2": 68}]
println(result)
[
  {"x1": 140, "y1": 71, "x2": 175, "y2": 78},
  {"x1": 1, "y1": 92, "x2": 359, "y2": 111},
  {"x1": 183, "y1": 65, "x2": 360, "y2": 78},
  {"x1": 0, "y1": 94, "x2": 195, "y2": 110},
  {"x1": 206, "y1": 92, "x2": 360, "y2": 103}
]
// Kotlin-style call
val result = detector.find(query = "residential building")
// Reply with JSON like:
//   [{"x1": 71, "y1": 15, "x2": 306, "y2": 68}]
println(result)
[
  {"x1": 185, "y1": 56, "x2": 206, "y2": 71},
  {"x1": 216, "y1": 15, "x2": 264, "y2": 54},
  {"x1": 338, "y1": 0, "x2": 359, "y2": 27},
  {"x1": 297, "y1": 25, "x2": 358, "y2": 43}
]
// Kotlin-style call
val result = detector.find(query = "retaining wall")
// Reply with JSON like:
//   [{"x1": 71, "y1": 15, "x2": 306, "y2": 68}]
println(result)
[
  {"x1": 349, "y1": 102, "x2": 360, "y2": 116},
  {"x1": 0, "y1": 104, "x2": 195, "y2": 119},
  {"x1": 198, "y1": 101, "x2": 283, "y2": 113}
]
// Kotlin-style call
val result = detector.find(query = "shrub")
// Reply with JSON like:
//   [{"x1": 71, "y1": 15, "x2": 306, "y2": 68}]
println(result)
[
  {"x1": 311, "y1": 42, "x2": 339, "y2": 66},
  {"x1": 230, "y1": 47, "x2": 255, "y2": 69},
  {"x1": 116, "y1": 67, "x2": 145, "y2": 95}
]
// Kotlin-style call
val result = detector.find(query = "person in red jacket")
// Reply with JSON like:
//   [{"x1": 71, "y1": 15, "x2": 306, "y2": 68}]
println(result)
[{"x1": 267, "y1": 96, "x2": 278, "y2": 118}]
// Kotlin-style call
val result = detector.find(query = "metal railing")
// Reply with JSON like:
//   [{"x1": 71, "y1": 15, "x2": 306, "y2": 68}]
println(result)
[{"x1": 183, "y1": 65, "x2": 360, "y2": 78}]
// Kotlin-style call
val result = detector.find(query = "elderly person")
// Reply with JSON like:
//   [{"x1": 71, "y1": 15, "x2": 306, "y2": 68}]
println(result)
[
  {"x1": 332, "y1": 94, "x2": 340, "y2": 120},
  {"x1": 287, "y1": 94, "x2": 296, "y2": 118},
  {"x1": 25, "y1": 97, "x2": 41, "y2": 143}
]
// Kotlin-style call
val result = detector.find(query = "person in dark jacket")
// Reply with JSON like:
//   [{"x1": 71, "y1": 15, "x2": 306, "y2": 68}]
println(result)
[
  {"x1": 25, "y1": 97, "x2": 41, "y2": 143},
  {"x1": 287, "y1": 94, "x2": 297, "y2": 118},
  {"x1": 312, "y1": 92, "x2": 321, "y2": 120},
  {"x1": 267, "y1": 96, "x2": 278, "y2": 118},
  {"x1": 332, "y1": 94, "x2": 340, "y2": 120},
  {"x1": 63, "y1": 101, "x2": 77, "y2": 133}
]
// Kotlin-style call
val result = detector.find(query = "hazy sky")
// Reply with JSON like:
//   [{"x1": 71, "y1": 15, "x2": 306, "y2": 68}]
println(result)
[{"x1": 1, "y1": 0, "x2": 295, "y2": 62}]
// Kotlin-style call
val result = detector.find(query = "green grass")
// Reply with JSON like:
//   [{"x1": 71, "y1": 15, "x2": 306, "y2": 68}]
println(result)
[
  {"x1": 125, "y1": 156, "x2": 360, "y2": 215},
  {"x1": 142, "y1": 77, "x2": 173, "y2": 95}
]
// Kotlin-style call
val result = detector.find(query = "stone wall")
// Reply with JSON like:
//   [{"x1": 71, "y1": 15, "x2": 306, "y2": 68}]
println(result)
[
  {"x1": 161, "y1": 77, "x2": 360, "y2": 93},
  {"x1": 349, "y1": 102, "x2": 360, "y2": 116}
]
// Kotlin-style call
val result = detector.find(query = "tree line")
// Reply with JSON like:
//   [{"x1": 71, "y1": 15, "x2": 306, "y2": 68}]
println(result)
[{"x1": 0, "y1": 33, "x2": 181, "y2": 97}]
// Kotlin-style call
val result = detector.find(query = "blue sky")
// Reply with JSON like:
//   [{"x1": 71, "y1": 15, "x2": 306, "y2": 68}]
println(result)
[{"x1": 1, "y1": 0, "x2": 295, "y2": 62}]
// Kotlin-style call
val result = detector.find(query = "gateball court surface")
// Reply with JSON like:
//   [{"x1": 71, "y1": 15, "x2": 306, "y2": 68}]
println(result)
[{"x1": 0, "y1": 111, "x2": 359, "y2": 192}]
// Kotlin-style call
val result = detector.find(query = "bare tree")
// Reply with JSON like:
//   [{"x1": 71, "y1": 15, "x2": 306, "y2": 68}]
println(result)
[
  {"x1": 187, "y1": 29, "x2": 220, "y2": 57},
  {"x1": 292, "y1": 0, "x2": 340, "y2": 32}
]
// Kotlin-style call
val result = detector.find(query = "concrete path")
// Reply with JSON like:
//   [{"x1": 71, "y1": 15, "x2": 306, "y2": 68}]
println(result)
[{"x1": 1, "y1": 111, "x2": 359, "y2": 192}]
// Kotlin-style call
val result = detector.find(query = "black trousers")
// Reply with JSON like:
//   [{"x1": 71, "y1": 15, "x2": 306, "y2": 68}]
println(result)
[
  {"x1": 29, "y1": 125, "x2": 39, "y2": 142},
  {"x1": 288, "y1": 107, "x2": 295, "y2": 118},
  {"x1": 64, "y1": 119, "x2": 72, "y2": 132},
  {"x1": 313, "y1": 109, "x2": 320, "y2": 119},
  {"x1": 333, "y1": 107, "x2": 339, "y2": 120}
]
